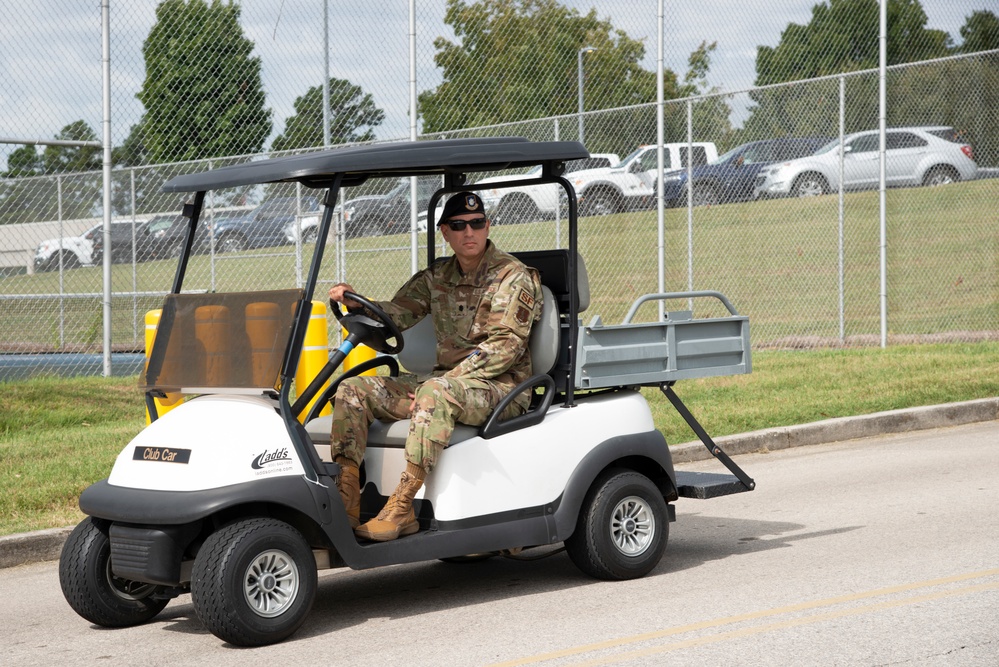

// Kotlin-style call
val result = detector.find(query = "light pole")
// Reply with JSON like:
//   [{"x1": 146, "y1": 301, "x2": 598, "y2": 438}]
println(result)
[{"x1": 577, "y1": 46, "x2": 596, "y2": 145}]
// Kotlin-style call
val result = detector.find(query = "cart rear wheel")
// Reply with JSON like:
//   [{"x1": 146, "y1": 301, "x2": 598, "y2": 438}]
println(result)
[
  {"x1": 191, "y1": 518, "x2": 317, "y2": 646},
  {"x1": 59, "y1": 517, "x2": 169, "y2": 627},
  {"x1": 565, "y1": 469, "x2": 668, "y2": 580}
]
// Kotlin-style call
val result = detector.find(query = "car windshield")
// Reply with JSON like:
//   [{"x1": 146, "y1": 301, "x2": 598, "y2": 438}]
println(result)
[
  {"x1": 141, "y1": 289, "x2": 305, "y2": 392},
  {"x1": 812, "y1": 138, "x2": 842, "y2": 155},
  {"x1": 708, "y1": 145, "x2": 746, "y2": 166},
  {"x1": 614, "y1": 148, "x2": 645, "y2": 168}
]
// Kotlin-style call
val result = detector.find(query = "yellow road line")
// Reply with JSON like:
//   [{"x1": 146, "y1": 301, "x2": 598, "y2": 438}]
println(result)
[
  {"x1": 487, "y1": 568, "x2": 999, "y2": 667},
  {"x1": 567, "y1": 581, "x2": 999, "y2": 667}
]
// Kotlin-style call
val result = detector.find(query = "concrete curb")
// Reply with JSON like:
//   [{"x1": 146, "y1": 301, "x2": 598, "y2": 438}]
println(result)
[
  {"x1": 669, "y1": 397, "x2": 998, "y2": 463},
  {"x1": 0, "y1": 526, "x2": 75, "y2": 569},
  {"x1": 2, "y1": 398, "x2": 996, "y2": 569}
]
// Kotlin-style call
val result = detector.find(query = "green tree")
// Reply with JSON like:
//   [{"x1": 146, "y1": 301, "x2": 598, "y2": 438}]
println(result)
[
  {"x1": 4, "y1": 145, "x2": 42, "y2": 177},
  {"x1": 755, "y1": 0, "x2": 949, "y2": 87},
  {"x1": 137, "y1": 0, "x2": 272, "y2": 164},
  {"x1": 959, "y1": 10, "x2": 999, "y2": 53},
  {"x1": 110, "y1": 119, "x2": 179, "y2": 216},
  {"x1": 0, "y1": 122, "x2": 102, "y2": 224},
  {"x1": 271, "y1": 78, "x2": 385, "y2": 153},
  {"x1": 42, "y1": 120, "x2": 101, "y2": 174},
  {"x1": 744, "y1": 0, "x2": 952, "y2": 140},
  {"x1": 418, "y1": 0, "x2": 727, "y2": 157},
  {"x1": 0, "y1": 146, "x2": 43, "y2": 224}
]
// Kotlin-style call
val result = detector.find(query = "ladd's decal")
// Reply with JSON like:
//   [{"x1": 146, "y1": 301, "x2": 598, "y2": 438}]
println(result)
[
  {"x1": 251, "y1": 447, "x2": 292, "y2": 470},
  {"x1": 133, "y1": 446, "x2": 191, "y2": 464}
]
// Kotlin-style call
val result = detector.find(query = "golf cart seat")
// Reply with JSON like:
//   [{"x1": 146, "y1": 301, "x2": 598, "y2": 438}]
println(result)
[{"x1": 305, "y1": 250, "x2": 587, "y2": 456}]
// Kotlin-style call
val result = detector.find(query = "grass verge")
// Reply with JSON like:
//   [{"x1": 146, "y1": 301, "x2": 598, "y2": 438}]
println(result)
[{"x1": 2, "y1": 341, "x2": 996, "y2": 536}]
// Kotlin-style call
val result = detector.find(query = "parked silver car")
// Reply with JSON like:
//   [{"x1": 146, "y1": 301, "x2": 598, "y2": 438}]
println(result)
[{"x1": 753, "y1": 126, "x2": 977, "y2": 198}]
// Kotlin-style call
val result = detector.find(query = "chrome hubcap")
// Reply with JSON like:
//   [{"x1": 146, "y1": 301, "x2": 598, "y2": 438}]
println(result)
[
  {"x1": 243, "y1": 549, "x2": 300, "y2": 618},
  {"x1": 609, "y1": 495, "x2": 655, "y2": 557}
]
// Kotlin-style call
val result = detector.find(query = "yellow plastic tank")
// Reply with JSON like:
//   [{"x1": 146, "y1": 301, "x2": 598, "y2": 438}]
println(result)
[
  {"x1": 295, "y1": 300, "x2": 331, "y2": 421},
  {"x1": 194, "y1": 305, "x2": 231, "y2": 386},
  {"x1": 245, "y1": 301, "x2": 282, "y2": 388},
  {"x1": 144, "y1": 309, "x2": 183, "y2": 424}
]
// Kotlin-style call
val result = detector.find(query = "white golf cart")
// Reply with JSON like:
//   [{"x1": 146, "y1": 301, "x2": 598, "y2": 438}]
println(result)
[{"x1": 59, "y1": 137, "x2": 755, "y2": 646}]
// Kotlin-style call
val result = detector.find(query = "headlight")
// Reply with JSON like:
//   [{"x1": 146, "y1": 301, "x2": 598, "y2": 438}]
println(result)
[{"x1": 663, "y1": 174, "x2": 682, "y2": 183}]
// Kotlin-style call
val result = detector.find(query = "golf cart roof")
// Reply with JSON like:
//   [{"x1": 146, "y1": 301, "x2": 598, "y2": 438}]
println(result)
[{"x1": 162, "y1": 137, "x2": 589, "y2": 192}]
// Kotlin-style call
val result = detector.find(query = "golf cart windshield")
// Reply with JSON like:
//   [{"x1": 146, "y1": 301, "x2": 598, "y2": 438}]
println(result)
[{"x1": 141, "y1": 289, "x2": 304, "y2": 394}]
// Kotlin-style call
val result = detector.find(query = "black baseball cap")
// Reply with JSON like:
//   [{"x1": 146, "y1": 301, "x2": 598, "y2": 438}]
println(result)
[{"x1": 440, "y1": 191, "x2": 485, "y2": 222}]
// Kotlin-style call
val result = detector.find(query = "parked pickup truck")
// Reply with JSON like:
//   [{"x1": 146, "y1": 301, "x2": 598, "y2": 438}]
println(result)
[
  {"x1": 475, "y1": 154, "x2": 619, "y2": 225},
  {"x1": 571, "y1": 142, "x2": 718, "y2": 216}
]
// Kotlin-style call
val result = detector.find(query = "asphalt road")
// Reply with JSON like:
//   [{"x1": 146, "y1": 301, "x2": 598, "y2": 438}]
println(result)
[{"x1": 2, "y1": 421, "x2": 996, "y2": 666}]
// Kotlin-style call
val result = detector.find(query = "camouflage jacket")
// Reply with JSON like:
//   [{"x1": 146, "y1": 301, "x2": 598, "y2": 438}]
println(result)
[{"x1": 376, "y1": 241, "x2": 543, "y2": 391}]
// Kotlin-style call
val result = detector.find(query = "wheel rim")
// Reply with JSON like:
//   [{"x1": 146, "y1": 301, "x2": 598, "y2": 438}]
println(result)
[
  {"x1": 587, "y1": 194, "x2": 613, "y2": 216},
  {"x1": 243, "y1": 549, "x2": 300, "y2": 618},
  {"x1": 609, "y1": 495, "x2": 656, "y2": 557},
  {"x1": 796, "y1": 179, "x2": 823, "y2": 197},
  {"x1": 104, "y1": 558, "x2": 158, "y2": 602}
]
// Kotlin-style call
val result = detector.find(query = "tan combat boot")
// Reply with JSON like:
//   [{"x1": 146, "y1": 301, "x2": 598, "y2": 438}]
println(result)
[
  {"x1": 354, "y1": 462, "x2": 426, "y2": 542},
  {"x1": 335, "y1": 456, "x2": 361, "y2": 528}
]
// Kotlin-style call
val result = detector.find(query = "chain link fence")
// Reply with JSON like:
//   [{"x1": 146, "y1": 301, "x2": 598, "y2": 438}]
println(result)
[{"x1": 1, "y1": 1, "x2": 996, "y2": 378}]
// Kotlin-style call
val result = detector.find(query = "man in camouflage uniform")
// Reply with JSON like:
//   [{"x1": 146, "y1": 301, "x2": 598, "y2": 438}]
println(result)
[{"x1": 327, "y1": 191, "x2": 543, "y2": 541}]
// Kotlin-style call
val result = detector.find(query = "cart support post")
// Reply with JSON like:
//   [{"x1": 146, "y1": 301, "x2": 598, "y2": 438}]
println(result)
[{"x1": 660, "y1": 383, "x2": 755, "y2": 491}]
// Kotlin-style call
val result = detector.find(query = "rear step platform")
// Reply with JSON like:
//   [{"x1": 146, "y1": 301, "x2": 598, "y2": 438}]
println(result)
[{"x1": 675, "y1": 471, "x2": 752, "y2": 499}]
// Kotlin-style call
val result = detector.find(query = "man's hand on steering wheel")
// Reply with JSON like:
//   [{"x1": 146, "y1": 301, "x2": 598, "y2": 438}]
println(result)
[{"x1": 329, "y1": 283, "x2": 361, "y2": 310}]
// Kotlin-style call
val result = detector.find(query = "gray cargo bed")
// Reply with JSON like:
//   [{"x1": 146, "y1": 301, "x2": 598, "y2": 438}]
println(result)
[
  {"x1": 571, "y1": 292, "x2": 756, "y2": 499},
  {"x1": 574, "y1": 291, "x2": 750, "y2": 389}
]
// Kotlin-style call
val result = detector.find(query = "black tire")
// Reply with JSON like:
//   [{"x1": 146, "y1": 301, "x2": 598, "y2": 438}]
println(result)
[
  {"x1": 302, "y1": 227, "x2": 318, "y2": 244},
  {"x1": 216, "y1": 234, "x2": 246, "y2": 253},
  {"x1": 346, "y1": 214, "x2": 383, "y2": 239},
  {"x1": 59, "y1": 517, "x2": 169, "y2": 628},
  {"x1": 493, "y1": 195, "x2": 539, "y2": 225},
  {"x1": 580, "y1": 189, "x2": 619, "y2": 217},
  {"x1": 565, "y1": 469, "x2": 669, "y2": 581},
  {"x1": 692, "y1": 183, "x2": 721, "y2": 207},
  {"x1": 191, "y1": 518, "x2": 317, "y2": 647},
  {"x1": 922, "y1": 165, "x2": 960, "y2": 187},
  {"x1": 791, "y1": 173, "x2": 829, "y2": 197}
]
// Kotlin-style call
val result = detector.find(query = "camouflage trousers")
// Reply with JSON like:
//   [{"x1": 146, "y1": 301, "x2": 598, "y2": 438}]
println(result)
[{"x1": 329, "y1": 374, "x2": 525, "y2": 473}]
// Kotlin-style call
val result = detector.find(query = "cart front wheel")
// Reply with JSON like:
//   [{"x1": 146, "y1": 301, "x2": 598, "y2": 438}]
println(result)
[
  {"x1": 59, "y1": 517, "x2": 169, "y2": 627},
  {"x1": 191, "y1": 518, "x2": 317, "y2": 646},
  {"x1": 565, "y1": 469, "x2": 669, "y2": 580}
]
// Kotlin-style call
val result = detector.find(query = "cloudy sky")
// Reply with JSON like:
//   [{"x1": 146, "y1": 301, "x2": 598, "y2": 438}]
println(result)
[{"x1": 0, "y1": 0, "x2": 989, "y2": 168}]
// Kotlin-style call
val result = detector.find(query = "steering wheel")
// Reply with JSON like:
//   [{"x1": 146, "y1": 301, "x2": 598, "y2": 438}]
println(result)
[{"x1": 330, "y1": 291, "x2": 404, "y2": 355}]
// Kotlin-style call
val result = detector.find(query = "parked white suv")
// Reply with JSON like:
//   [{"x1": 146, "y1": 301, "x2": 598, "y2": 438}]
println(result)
[
  {"x1": 571, "y1": 142, "x2": 718, "y2": 216},
  {"x1": 34, "y1": 224, "x2": 101, "y2": 272},
  {"x1": 476, "y1": 154, "x2": 619, "y2": 224},
  {"x1": 753, "y1": 126, "x2": 977, "y2": 198}
]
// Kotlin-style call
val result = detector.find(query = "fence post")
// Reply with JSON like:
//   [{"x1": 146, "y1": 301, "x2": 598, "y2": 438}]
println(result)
[{"x1": 838, "y1": 75, "x2": 845, "y2": 344}]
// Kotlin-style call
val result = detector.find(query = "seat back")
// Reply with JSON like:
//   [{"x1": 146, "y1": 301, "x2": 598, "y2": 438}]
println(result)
[
  {"x1": 397, "y1": 283, "x2": 558, "y2": 377},
  {"x1": 397, "y1": 249, "x2": 587, "y2": 389},
  {"x1": 396, "y1": 315, "x2": 435, "y2": 376},
  {"x1": 512, "y1": 250, "x2": 588, "y2": 392}
]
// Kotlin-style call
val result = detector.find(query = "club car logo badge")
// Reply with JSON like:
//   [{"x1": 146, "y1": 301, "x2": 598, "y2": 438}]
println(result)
[
  {"x1": 251, "y1": 447, "x2": 293, "y2": 475},
  {"x1": 133, "y1": 446, "x2": 191, "y2": 464}
]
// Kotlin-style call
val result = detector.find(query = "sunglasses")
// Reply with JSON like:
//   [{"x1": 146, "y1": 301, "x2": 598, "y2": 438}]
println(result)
[{"x1": 439, "y1": 217, "x2": 488, "y2": 232}]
